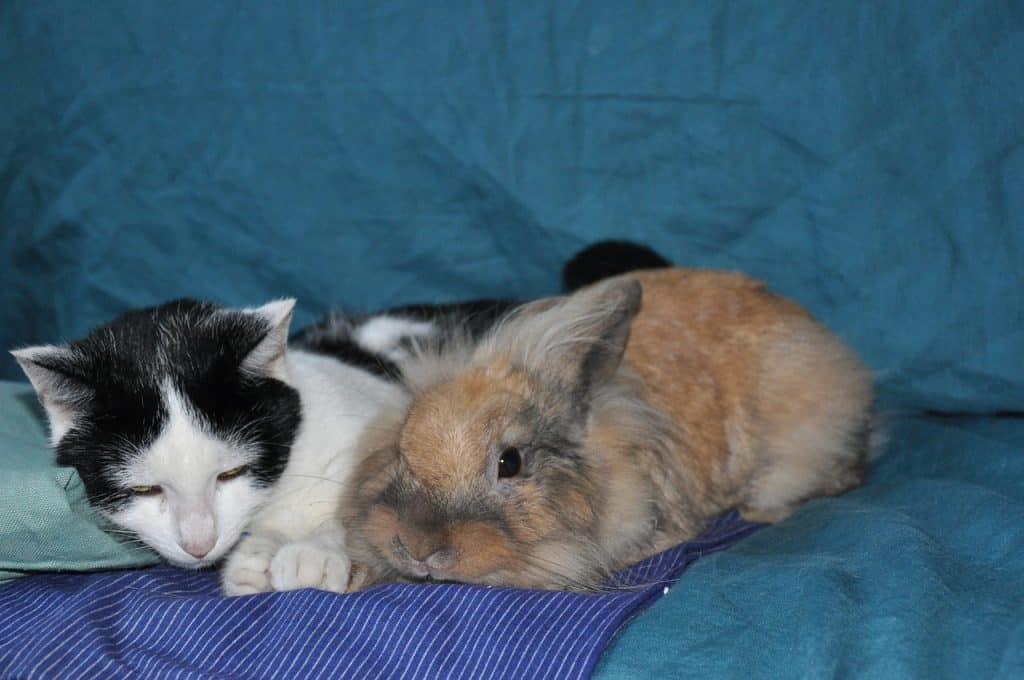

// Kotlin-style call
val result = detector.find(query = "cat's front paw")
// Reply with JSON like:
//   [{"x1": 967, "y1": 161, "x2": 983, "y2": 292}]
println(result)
[
  {"x1": 269, "y1": 538, "x2": 351, "y2": 594},
  {"x1": 222, "y1": 534, "x2": 281, "y2": 596}
]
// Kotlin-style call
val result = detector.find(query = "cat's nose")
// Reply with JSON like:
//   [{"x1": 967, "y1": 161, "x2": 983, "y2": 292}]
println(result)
[
  {"x1": 178, "y1": 508, "x2": 217, "y2": 560},
  {"x1": 181, "y1": 537, "x2": 216, "y2": 559}
]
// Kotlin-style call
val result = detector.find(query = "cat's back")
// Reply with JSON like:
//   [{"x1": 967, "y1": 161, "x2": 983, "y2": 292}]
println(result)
[
  {"x1": 257, "y1": 349, "x2": 407, "y2": 537},
  {"x1": 286, "y1": 349, "x2": 404, "y2": 425}
]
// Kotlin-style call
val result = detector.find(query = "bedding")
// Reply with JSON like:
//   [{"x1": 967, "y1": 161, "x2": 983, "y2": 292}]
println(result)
[
  {"x1": 0, "y1": 513, "x2": 760, "y2": 678},
  {"x1": 1, "y1": 0, "x2": 1022, "y2": 677}
]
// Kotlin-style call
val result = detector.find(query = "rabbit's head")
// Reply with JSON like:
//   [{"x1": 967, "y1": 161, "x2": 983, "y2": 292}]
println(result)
[{"x1": 346, "y1": 278, "x2": 644, "y2": 590}]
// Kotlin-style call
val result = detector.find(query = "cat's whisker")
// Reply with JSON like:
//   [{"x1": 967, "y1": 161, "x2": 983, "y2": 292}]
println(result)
[{"x1": 519, "y1": 553, "x2": 671, "y2": 593}]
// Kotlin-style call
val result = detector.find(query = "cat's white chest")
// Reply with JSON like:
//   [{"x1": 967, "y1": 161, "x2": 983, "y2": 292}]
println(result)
[{"x1": 250, "y1": 350, "x2": 403, "y2": 538}]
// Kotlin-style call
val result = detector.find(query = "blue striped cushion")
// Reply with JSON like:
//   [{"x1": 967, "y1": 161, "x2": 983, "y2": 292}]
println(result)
[{"x1": 0, "y1": 513, "x2": 758, "y2": 679}]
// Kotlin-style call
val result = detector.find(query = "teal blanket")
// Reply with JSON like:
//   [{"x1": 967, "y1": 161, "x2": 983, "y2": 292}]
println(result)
[
  {"x1": 596, "y1": 416, "x2": 1024, "y2": 678},
  {"x1": 1, "y1": 0, "x2": 1022, "y2": 676}
]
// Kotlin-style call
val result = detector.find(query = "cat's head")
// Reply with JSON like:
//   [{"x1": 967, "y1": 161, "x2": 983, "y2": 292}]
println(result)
[{"x1": 12, "y1": 298, "x2": 302, "y2": 568}]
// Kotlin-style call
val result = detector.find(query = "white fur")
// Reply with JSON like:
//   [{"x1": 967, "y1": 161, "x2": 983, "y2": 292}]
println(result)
[
  {"x1": 221, "y1": 349, "x2": 404, "y2": 595},
  {"x1": 108, "y1": 380, "x2": 266, "y2": 568},
  {"x1": 353, "y1": 316, "x2": 436, "y2": 361}
]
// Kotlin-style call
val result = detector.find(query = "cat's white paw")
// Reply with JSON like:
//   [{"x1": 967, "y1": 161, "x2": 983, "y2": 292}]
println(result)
[
  {"x1": 222, "y1": 534, "x2": 280, "y2": 596},
  {"x1": 269, "y1": 538, "x2": 351, "y2": 593}
]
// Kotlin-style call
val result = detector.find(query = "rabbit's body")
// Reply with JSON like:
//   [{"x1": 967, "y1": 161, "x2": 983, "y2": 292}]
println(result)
[
  {"x1": 344, "y1": 268, "x2": 874, "y2": 591},
  {"x1": 592, "y1": 270, "x2": 872, "y2": 560}
]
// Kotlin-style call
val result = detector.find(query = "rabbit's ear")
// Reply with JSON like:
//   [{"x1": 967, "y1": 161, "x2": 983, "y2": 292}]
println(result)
[{"x1": 512, "y1": 277, "x2": 643, "y2": 400}]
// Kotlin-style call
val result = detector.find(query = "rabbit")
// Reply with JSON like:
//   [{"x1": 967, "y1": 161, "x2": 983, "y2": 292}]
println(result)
[{"x1": 340, "y1": 268, "x2": 875, "y2": 592}]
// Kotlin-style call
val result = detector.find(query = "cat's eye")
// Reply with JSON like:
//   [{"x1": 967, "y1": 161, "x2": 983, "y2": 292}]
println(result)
[
  {"x1": 130, "y1": 485, "x2": 162, "y2": 496},
  {"x1": 498, "y1": 447, "x2": 522, "y2": 478},
  {"x1": 217, "y1": 465, "x2": 249, "y2": 482}
]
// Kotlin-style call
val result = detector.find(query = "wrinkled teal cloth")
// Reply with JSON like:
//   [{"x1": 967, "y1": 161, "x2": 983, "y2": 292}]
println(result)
[
  {"x1": 0, "y1": 382, "x2": 157, "y2": 583},
  {"x1": 1, "y1": 0, "x2": 1022, "y2": 411},
  {"x1": 596, "y1": 416, "x2": 1024, "y2": 678}
]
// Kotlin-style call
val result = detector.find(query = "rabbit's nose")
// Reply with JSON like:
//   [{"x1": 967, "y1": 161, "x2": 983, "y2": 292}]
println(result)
[
  {"x1": 393, "y1": 532, "x2": 435, "y2": 561},
  {"x1": 392, "y1": 534, "x2": 456, "y2": 577},
  {"x1": 424, "y1": 547, "x2": 456, "y2": 570}
]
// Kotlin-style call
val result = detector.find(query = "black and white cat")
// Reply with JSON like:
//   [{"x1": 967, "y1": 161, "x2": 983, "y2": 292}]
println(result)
[{"x1": 13, "y1": 297, "x2": 514, "y2": 595}]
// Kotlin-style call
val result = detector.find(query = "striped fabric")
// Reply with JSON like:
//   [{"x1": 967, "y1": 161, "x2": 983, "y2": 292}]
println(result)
[{"x1": 0, "y1": 513, "x2": 758, "y2": 679}]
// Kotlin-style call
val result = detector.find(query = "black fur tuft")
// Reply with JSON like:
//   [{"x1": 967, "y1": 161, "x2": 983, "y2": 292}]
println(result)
[{"x1": 562, "y1": 240, "x2": 671, "y2": 292}]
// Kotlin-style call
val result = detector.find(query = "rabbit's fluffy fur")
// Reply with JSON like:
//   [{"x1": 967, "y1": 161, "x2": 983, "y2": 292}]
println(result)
[{"x1": 342, "y1": 269, "x2": 874, "y2": 591}]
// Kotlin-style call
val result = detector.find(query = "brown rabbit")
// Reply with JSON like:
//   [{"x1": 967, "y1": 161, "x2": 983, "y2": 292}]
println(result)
[{"x1": 342, "y1": 269, "x2": 875, "y2": 591}]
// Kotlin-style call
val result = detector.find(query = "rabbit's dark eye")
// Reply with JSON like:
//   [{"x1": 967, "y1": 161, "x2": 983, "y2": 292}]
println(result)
[{"x1": 498, "y1": 447, "x2": 522, "y2": 478}]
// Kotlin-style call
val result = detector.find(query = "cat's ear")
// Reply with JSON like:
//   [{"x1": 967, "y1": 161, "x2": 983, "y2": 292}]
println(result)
[
  {"x1": 240, "y1": 299, "x2": 296, "y2": 380},
  {"x1": 11, "y1": 345, "x2": 93, "y2": 444},
  {"x1": 499, "y1": 277, "x2": 642, "y2": 400}
]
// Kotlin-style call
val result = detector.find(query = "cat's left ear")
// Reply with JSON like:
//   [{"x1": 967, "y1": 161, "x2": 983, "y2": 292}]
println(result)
[
  {"x1": 11, "y1": 345, "x2": 93, "y2": 445},
  {"x1": 241, "y1": 298, "x2": 296, "y2": 380}
]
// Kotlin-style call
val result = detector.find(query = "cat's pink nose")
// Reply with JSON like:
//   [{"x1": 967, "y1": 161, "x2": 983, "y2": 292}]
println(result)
[
  {"x1": 181, "y1": 539, "x2": 215, "y2": 559},
  {"x1": 178, "y1": 510, "x2": 217, "y2": 560}
]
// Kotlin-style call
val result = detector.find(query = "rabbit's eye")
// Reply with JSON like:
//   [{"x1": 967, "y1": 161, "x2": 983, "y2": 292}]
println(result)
[{"x1": 498, "y1": 447, "x2": 522, "y2": 478}]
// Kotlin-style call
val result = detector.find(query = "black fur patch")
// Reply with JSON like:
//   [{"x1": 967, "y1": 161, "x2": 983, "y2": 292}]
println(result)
[
  {"x1": 561, "y1": 239, "x2": 671, "y2": 292},
  {"x1": 374, "y1": 299, "x2": 519, "y2": 343},
  {"x1": 32, "y1": 299, "x2": 302, "y2": 511},
  {"x1": 291, "y1": 315, "x2": 403, "y2": 379},
  {"x1": 294, "y1": 299, "x2": 520, "y2": 378}
]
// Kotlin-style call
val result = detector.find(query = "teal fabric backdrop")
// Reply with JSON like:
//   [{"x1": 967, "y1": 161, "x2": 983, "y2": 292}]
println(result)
[{"x1": 1, "y1": 1, "x2": 1022, "y2": 411}]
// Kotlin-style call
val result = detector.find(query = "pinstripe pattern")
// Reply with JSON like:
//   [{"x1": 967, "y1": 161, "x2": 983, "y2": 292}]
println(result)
[{"x1": 0, "y1": 513, "x2": 758, "y2": 679}]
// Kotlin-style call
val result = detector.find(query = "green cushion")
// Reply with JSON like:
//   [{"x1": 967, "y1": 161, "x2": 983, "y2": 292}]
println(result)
[{"x1": 0, "y1": 381, "x2": 157, "y2": 584}]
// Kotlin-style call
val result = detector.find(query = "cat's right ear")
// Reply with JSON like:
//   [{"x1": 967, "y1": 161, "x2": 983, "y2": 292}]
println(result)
[
  {"x1": 11, "y1": 345, "x2": 91, "y2": 445},
  {"x1": 240, "y1": 299, "x2": 296, "y2": 380}
]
